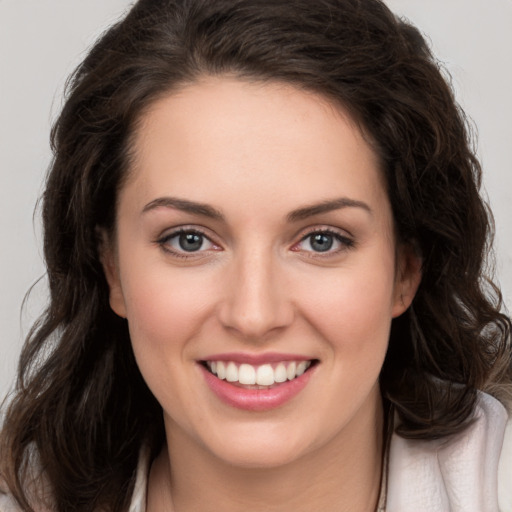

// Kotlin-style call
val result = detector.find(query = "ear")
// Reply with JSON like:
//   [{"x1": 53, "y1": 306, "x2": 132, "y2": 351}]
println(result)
[
  {"x1": 97, "y1": 228, "x2": 127, "y2": 318},
  {"x1": 391, "y1": 243, "x2": 422, "y2": 318}
]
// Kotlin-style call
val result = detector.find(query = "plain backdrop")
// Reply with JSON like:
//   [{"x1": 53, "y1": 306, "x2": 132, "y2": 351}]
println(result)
[{"x1": 1, "y1": 0, "x2": 511, "y2": 399}]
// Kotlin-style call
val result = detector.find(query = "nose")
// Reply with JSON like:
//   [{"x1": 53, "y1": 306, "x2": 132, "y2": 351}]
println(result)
[{"x1": 218, "y1": 249, "x2": 294, "y2": 341}]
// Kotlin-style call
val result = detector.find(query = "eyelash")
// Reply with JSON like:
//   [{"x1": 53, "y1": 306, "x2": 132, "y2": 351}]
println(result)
[
  {"x1": 156, "y1": 227, "x2": 355, "y2": 259},
  {"x1": 156, "y1": 227, "x2": 218, "y2": 259},
  {"x1": 292, "y1": 229, "x2": 355, "y2": 257}
]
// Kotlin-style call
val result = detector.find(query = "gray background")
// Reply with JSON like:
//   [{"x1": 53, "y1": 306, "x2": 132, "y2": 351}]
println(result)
[{"x1": 1, "y1": 0, "x2": 511, "y2": 398}]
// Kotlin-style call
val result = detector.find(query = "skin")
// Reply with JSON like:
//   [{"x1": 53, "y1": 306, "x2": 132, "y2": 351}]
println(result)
[{"x1": 102, "y1": 77, "x2": 421, "y2": 512}]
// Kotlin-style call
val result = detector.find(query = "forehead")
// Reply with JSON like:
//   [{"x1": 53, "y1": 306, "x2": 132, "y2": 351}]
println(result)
[{"x1": 122, "y1": 76, "x2": 389, "y2": 223}]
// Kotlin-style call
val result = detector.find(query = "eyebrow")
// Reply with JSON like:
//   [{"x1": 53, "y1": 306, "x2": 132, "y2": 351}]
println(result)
[
  {"x1": 142, "y1": 196, "x2": 372, "y2": 222},
  {"x1": 286, "y1": 197, "x2": 372, "y2": 222},
  {"x1": 142, "y1": 197, "x2": 224, "y2": 220}
]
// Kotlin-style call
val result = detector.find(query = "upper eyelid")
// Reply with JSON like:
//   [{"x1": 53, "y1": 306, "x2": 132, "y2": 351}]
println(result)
[
  {"x1": 295, "y1": 224, "x2": 354, "y2": 241},
  {"x1": 157, "y1": 225, "x2": 214, "y2": 242}
]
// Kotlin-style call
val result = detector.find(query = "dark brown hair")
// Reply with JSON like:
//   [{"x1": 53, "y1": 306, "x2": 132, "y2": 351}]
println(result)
[{"x1": 1, "y1": 0, "x2": 511, "y2": 511}]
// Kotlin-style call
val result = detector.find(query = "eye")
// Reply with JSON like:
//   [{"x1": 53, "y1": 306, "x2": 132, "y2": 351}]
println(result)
[
  {"x1": 158, "y1": 228, "x2": 218, "y2": 256},
  {"x1": 294, "y1": 230, "x2": 354, "y2": 254}
]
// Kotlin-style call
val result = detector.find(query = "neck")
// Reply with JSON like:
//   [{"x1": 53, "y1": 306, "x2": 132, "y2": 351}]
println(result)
[{"x1": 147, "y1": 395, "x2": 385, "y2": 512}]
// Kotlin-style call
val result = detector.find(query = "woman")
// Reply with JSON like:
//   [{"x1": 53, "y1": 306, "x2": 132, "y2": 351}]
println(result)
[{"x1": 1, "y1": 0, "x2": 511, "y2": 511}]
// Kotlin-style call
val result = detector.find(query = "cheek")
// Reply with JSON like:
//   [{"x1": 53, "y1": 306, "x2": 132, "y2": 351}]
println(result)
[
  {"x1": 120, "y1": 264, "x2": 217, "y2": 366},
  {"x1": 297, "y1": 259, "x2": 397, "y2": 358},
  {"x1": 120, "y1": 267, "x2": 221, "y2": 425}
]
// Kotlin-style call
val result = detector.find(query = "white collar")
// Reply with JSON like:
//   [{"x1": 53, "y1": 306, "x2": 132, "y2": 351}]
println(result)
[{"x1": 386, "y1": 392, "x2": 510, "y2": 512}]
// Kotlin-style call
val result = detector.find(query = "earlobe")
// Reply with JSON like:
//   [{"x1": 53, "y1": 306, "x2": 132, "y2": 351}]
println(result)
[
  {"x1": 97, "y1": 229, "x2": 127, "y2": 319},
  {"x1": 392, "y1": 244, "x2": 422, "y2": 318}
]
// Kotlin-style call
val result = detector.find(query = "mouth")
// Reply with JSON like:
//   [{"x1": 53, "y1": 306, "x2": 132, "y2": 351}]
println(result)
[
  {"x1": 198, "y1": 352, "x2": 319, "y2": 410},
  {"x1": 201, "y1": 359, "x2": 318, "y2": 389}
]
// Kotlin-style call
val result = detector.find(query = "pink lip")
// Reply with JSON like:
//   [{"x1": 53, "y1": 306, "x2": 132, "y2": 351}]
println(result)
[
  {"x1": 199, "y1": 360, "x2": 316, "y2": 412},
  {"x1": 201, "y1": 352, "x2": 312, "y2": 365}
]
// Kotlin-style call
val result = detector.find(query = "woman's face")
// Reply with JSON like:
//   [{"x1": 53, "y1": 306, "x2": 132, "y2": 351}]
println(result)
[{"x1": 104, "y1": 77, "x2": 420, "y2": 468}]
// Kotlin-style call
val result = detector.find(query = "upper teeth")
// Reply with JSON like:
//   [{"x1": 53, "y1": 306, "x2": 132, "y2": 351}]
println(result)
[{"x1": 206, "y1": 360, "x2": 312, "y2": 386}]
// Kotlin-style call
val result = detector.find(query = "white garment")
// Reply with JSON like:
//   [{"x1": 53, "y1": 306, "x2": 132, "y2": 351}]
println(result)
[
  {"x1": 1, "y1": 392, "x2": 511, "y2": 512},
  {"x1": 386, "y1": 392, "x2": 512, "y2": 512}
]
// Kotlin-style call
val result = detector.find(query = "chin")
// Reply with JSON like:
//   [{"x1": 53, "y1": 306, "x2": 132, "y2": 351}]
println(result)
[
  {"x1": 214, "y1": 443, "x2": 306, "y2": 469},
  {"x1": 199, "y1": 422, "x2": 312, "y2": 469}
]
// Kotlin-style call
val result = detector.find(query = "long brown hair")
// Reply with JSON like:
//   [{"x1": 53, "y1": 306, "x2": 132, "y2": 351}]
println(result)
[{"x1": 2, "y1": 1, "x2": 511, "y2": 511}]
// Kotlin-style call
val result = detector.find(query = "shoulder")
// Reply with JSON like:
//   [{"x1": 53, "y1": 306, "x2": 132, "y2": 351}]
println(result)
[
  {"x1": 386, "y1": 392, "x2": 511, "y2": 512},
  {"x1": 0, "y1": 481, "x2": 53, "y2": 512},
  {"x1": 0, "y1": 444, "x2": 151, "y2": 512},
  {"x1": 0, "y1": 489, "x2": 23, "y2": 512},
  {"x1": 499, "y1": 409, "x2": 512, "y2": 511},
  {"x1": 0, "y1": 477, "x2": 26, "y2": 512},
  {"x1": 0, "y1": 445, "x2": 54, "y2": 512}
]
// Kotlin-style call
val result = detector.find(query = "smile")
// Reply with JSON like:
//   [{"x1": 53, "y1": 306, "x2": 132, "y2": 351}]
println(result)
[
  {"x1": 199, "y1": 356, "x2": 318, "y2": 411},
  {"x1": 204, "y1": 360, "x2": 312, "y2": 388}
]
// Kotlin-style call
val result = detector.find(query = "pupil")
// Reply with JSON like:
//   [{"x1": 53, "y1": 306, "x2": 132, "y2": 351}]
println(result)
[
  {"x1": 179, "y1": 233, "x2": 203, "y2": 252},
  {"x1": 311, "y1": 233, "x2": 333, "y2": 252}
]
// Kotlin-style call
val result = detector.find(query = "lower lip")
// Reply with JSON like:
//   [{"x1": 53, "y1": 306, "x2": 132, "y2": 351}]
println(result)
[{"x1": 199, "y1": 363, "x2": 315, "y2": 411}]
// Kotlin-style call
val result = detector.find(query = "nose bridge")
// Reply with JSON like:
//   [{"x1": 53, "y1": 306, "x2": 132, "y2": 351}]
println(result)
[{"x1": 219, "y1": 242, "x2": 292, "y2": 339}]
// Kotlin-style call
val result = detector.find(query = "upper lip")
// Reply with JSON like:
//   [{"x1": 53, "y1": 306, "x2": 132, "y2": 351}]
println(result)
[{"x1": 200, "y1": 352, "x2": 314, "y2": 365}]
